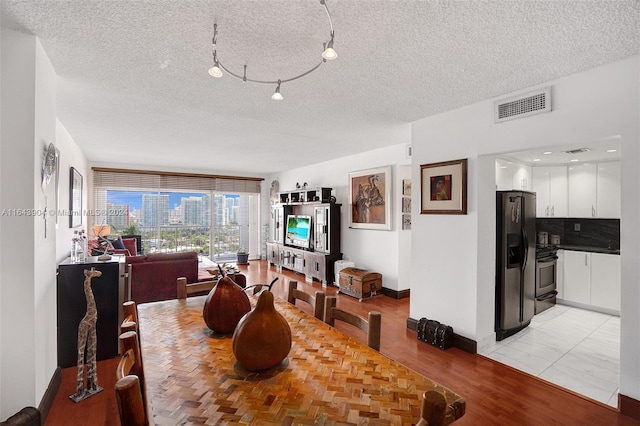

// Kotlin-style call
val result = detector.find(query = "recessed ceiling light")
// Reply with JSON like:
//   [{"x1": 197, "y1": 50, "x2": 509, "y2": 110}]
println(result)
[
  {"x1": 570, "y1": 159, "x2": 579, "y2": 162},
  {"x1": 533, "y1": 158, "x2": 541, "y2": 162},
  {"x1": 500, "y1": 166, "x2": 507, "y2": 169},
  {"x1": 542, "y1": 151, "x2": 552, "y2": 155},
  {"x1": 606, "y1": 149, "x2": 618, "y2": 153}
]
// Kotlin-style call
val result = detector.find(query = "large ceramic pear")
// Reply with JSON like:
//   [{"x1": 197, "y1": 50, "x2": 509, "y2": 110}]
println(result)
[
  {"x1": 203, "y1": 276, "x2": 251, "y2": 333},
  {"x1": 232, "y1": 290, "x2": 292, "y2": 371}
]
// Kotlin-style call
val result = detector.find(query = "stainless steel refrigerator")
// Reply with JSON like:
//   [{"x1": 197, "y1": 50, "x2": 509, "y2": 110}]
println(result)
[{"x1": 495, "y1": 190, "x2": 536, "y2": 341}]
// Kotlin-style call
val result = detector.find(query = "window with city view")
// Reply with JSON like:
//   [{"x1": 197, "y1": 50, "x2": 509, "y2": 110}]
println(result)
[
  {"x1": 93, "y1": 189, "x2": 259, "y2": 263},
  {"x1": 91, "y1": 168, "x2": 262, "y2": 263}
]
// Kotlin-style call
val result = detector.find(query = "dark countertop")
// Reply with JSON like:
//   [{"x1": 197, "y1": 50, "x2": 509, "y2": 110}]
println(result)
[{"x1": 558, "y1": 244, "x2": 620, "y2": 255}]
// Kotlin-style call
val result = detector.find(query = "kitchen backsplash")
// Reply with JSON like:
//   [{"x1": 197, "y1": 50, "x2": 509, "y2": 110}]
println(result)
[{"x1": 536, "y1": 218, "x2": 620, "y2": 250}]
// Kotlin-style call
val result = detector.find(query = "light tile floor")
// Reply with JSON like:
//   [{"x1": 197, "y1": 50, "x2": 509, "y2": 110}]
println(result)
[{"x1": 479, "y1": 304, "x2": 620, "y2": 407}]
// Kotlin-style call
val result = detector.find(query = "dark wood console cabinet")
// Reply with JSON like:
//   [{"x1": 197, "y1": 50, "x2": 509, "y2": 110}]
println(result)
[
  {"x1": 56, "y1": 256, "x2": 125, "y2": 368},
  {"x1": 268, "y1": 187, "x2": 342, "y2": 286}
]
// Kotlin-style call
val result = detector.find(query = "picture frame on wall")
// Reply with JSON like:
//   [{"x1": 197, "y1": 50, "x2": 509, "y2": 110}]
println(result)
[
  {"x1": 69, "y1": 167, "x2": 83, "y2": 227},
  {"x1": 402, "y1": 214, "x2": 411, "y2": 230},
  {"x1": 402, "y1": 197, "x2": 411, "y2": 213},
  {"x1": 402, "y1": 179, "x2": 412, "y2": 196},
  {"x1": 420, "y1": 158, "x2": 467, "y2": 215},
  {"x1": 349, "y1": 165, "x2": 392, "y2": 230}
]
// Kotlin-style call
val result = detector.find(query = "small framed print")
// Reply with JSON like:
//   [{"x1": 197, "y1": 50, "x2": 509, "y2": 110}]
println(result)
[
  {"x1": 420, "y1": 158, "x2": 467, "y2": 215},
  {"x1": 402, "y1": 214, "x2": 411, "y2": 230},
  {"x1": 402, "y1": 197, "x2": 411, "y2": 213},
  {"x1": 402, "y1": 179, "x2": 412, "y2": 196}
]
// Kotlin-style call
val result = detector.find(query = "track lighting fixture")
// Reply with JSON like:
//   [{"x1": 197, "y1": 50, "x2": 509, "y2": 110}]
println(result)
[
  {"x1": 272, "y1": 80, "x2": 283, "y2": 101},
  {"x1": 322, "y1": 33, "x2": 337, "y2": 60},
  {"x1": 208, "y1": 0, "x2": 337, "y2": 100}
]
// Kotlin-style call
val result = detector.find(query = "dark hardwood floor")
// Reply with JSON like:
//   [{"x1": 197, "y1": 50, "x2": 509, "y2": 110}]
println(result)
[{"x1": 45, "y1": 260, "x2": 637, "y2": 425}]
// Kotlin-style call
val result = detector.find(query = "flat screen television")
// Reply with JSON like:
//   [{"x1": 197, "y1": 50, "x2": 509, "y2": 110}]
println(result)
[{"x1": 285, "y1": 214, "x2": 312, "y2": 249}]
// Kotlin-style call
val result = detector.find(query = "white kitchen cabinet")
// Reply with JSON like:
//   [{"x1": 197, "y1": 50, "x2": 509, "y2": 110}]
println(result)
[
  {"x1": 568, "y1": 163, "x2": 597, "y2": 218},
  {"x1": 596, "y1": 161, "x2": 621, "y2": 218},
  {"x1": 590, "y1": 253, "x2": 621, "y2": 311},
  {"x1": 563, "y1": 250, "x2": 591, "y2": 304},
  {"x1": 496, "y1": 159, "x2": 531, "y2": 191},
  {"x1": 532, "y1": 166, "x2": 567, "y2": 217}
]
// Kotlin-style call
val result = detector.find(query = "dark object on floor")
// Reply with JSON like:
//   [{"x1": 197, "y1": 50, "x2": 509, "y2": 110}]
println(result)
[
  {"x1": 0, "y1": 407, "x2": 41, "y2": 426},
  {"x1": 417, "y1": 318, "x2": 454, "y2": 350}
]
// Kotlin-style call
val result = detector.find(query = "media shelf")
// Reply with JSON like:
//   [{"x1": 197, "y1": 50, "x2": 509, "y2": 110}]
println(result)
[
  {"x1": 278, "y1": 187, "x2": 332, "y2": 204},
  {"x1": 269, "y1": 187, "x2": 341, "y2": 286}
]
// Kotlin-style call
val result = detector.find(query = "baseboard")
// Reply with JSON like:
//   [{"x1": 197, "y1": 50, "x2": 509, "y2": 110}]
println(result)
[
  {"x1": 406, "y1": 317, "x2": 477, "y2": 354},
  {"x1": 38, "y1": 366, "x2": 61, "y2": 423},
  {"x1": 619, "y1": 393, "x2": 640, "y2": 421},
  {"x1": 381, "y1": 287, "x2": 410, "y2": 299}
]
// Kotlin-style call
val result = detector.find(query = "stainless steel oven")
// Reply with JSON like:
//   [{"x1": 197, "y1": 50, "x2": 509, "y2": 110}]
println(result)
[{"x1": 535, "y1": 245, "x2": 558, "y2": 314}]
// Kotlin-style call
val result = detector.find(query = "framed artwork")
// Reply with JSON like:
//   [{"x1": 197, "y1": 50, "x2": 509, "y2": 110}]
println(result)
[
  {"x1": 420, "y1": 158, "x2": 467, "y2": 215},
  {"x1": 69, "y1": 167, "x2": 83, "y2": 227},
  {"x1": 402, "y1": 214, "x2": 411, "y2": 230},
  {"x1": 349, "y1": 165, "x2": 392, "y2": 230},
  {"x1": 402, "y1": 197, "x2": 411, "y2": 213},
  {"x1": 402, "y1": 179, "x2": 412, "y2": 196}
]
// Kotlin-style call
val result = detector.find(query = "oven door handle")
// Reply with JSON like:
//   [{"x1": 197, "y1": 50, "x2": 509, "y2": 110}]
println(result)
[
  {"x1": 537, "y1": 256, "x2": 558, "y2": 263},
  {"x1": 537, "y1": 291, "x2": 558, "y2": 300}
]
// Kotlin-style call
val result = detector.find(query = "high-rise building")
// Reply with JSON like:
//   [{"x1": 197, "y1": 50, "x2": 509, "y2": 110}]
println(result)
[
  {"x1": 107, "y1": 203, "x2": 129, "y2": 229},
  {"x1": 142, "y1": 193, "x2": 169, "y2": 226},
  {"x1": 182, "y1": 196, "x2": 207, "y2": 226}
]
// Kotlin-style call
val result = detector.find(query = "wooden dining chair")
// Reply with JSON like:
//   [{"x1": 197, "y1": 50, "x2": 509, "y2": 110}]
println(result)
[
  {"x1": 177, "y1": 277, "x2": 217, "y2": 299},
  {"x1": 287, "y1": 280, "x2": 326, "y2": 320},
  {"x1": 415, "y1": 390, "x2": 447, "y2": 426},
  {"x1": 323, "y1": 296, "x2": 382, "y2": 351},
  {"x1": 115, "y1": 331, "x2": 148, "y2": 426}
]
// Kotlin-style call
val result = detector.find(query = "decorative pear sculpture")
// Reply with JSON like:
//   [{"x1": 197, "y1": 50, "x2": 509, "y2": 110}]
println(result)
[
  {"x1": 203, "y1": 274, "x2": 251, "y2": 334},
  {"x1": 232, "y1": 285, "x2": 291, "y2": 371}
]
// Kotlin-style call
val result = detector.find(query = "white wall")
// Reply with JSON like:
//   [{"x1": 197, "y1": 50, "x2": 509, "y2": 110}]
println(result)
[
  {"x1": 268, "y1": 142, "x2": 411, "y2": 291},
  {"x1": 411, "y1": 55, "x2": 639, "y2": 401},
  {"x1": 55, "y1": 120, "x2": 89, "y2": 262},
  {"x1": 0, "y1": 29, "x2": 58, "y2": 418}
]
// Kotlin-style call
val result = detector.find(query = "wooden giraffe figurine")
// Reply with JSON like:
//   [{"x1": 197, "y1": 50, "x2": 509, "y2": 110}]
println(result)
[{"x1": 70, "y1": 267, "x2": 104, "y2": 402}]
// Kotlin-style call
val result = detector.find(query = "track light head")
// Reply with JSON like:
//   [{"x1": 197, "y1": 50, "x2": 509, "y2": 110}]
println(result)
[
  {"x1": 209, "y1": 52, "x2": 223, "y2": 78},
  {"x1": 322, "y1": 36, "x2": 337, "y2": 61},
  {"x1": 272, "y1": 80, "x2": 283, "y2": 101}
]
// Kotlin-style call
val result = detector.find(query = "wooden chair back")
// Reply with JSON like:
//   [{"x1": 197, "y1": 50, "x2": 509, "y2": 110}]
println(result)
[
  {"x1": 177, "y1": 277, "x2": 217, "y2": 299},
  {"x1": 324, "y1": 296, "x2": 382, "y2": 351},
  {"x1": 286, "y1": 280, "x2": 326, "y2": 320},
  {"x1": 120, "y1": 300, "x2": 138, "y2": 334},
  {"x1": 115, "y1": 331, "x2": 148, "y2": 426},
  {"x1": 415, "y1": 390, "x2": 448, "y2": 426}
]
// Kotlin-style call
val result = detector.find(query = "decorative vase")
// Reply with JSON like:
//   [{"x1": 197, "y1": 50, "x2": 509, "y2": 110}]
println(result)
[
  {"x1": 202, "y1": 276, "x2": 251, "y2": 334},
  {"x1": 232, "y1": 290, "x2": 292, "y2": 371}
]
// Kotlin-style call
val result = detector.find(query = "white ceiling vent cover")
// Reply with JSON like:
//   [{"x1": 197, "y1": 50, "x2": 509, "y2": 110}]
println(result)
[{"x1": 494, "y1": 87, "x2": 551, "y2": 123}]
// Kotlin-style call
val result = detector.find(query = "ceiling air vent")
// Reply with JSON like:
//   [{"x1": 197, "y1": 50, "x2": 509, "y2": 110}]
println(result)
[
  {"x1": 563, "y1": 148, "x2": 590, "y2": 154},
  {"x1": 494, "y1": 87, "x2": 551, "y2": 123}
]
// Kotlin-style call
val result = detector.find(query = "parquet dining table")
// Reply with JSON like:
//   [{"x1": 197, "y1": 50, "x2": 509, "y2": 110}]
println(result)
[{"x1": 136, "y1": 293, "x2": 466, "y2": 425}]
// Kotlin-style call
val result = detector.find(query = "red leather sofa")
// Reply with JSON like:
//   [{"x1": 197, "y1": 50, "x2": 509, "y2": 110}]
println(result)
[{"x1": 127, "y1": 252, "x2": 199, "y2": 304}]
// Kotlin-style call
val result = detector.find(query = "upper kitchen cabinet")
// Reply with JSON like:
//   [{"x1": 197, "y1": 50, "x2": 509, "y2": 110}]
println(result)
[
  {"x1": 568, "y1": 163, "x2": 598, "y2": 218},
  {"x1": 532, "y1": 166, "x2": 568, "y2": 217},
  {"x1": 495, "y1": 159, "x2": 532, "y2": 191},
  {"x1": 568, "y1": 161, "x2": 620, "y2": 218},
  {"x1": 596, "y1": 161, "x2": 621, "y2": 218}
]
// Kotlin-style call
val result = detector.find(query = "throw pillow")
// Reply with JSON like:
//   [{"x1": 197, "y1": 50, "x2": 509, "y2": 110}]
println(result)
[
  {"x1": 122, "y1": 238, "x2": 138, "y2": 256},
  {"x1": 111, "y1": 238, "x2": 126, "y2": 250}
]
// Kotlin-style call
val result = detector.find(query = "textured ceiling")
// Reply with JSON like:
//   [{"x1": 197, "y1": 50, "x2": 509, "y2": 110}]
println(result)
[{"x1": 2, "y1": 1, "x2": 638, "y2": 175}]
